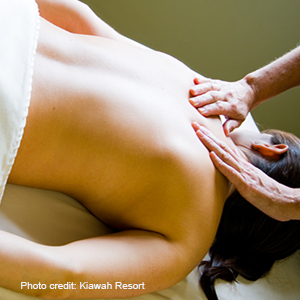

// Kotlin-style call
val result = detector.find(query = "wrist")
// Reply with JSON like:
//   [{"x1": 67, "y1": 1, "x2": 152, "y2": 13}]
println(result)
[
  {"x1": 243, "y1": 73, "x2": 264, "y2": 110},
  {"x1": 277, "y1": 185, "x2": 300, "y2": 221},
  {"x1": 237, "y1": 75, "x2": 258, "y2": 112},
  {"x1": 291, "y1": 188, "x2": 300, "y2": 220}
]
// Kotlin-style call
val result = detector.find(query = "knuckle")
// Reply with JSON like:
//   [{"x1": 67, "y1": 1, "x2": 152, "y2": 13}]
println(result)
[
  {"x1": 196, "y1": 95, "x2": 207, "y2": 105},
  {"x1": 227, "y1": 90, "x2": 234, "y2": 97},
  {"x1": 209, "y1": 82, "x2": 215, "y2": 90},
  {"x1": 205, "y1": 103, "x2": 218, "y2": 114},
  {"x1": 216, "y1": 100, "x2": 225, "y2": 110},
  {"x1": 209, "y1": 91, "x2": 218, "y2": 99},
  {"x1": 193, "y1": 95, "x2": 201, "y2": 102},
  {"x1": 202, "y1": 93, "x2": 214, "y2": 104},
  {"x1": 231, "y1": 102, "x2": 240, "y2": 114},
  {"x1": 222, "y1": 152, "x2": 232, "y2": 161},
  {"x1": 231, "y1": 102, "x2": 238, "y2": 110},
  {"x1": 219, "y1": 141, "x2": 228, "y2": 150}
]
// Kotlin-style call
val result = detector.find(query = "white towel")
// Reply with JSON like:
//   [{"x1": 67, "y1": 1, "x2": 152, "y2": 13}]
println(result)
[{"x1": 0, "y1": 0, "x2": 40, "y2": 202}]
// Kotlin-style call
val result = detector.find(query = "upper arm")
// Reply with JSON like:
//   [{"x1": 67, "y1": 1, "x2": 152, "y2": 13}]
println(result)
[
  {"x1": 1, "y1": 229, "x2": 195, "y2": 299},
  {"x1": 36, "y1": 0, "x2": 105, "y2": 35},
  {"x1": 36, "y1": 0, "x2": 149, "y2": 49},
  {"x1": 58, "y1": 230, "x2": 194, "y2": 299}
]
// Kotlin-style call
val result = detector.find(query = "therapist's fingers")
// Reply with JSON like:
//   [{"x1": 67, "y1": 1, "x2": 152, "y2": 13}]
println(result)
[
  {"x1": 192, "y1": 122, "x2": 226, "y2": 151},
  {"x1": 192, "y1": 123, "x2": 242, "y2": 171},
  {"x1": 194, "y1": 124, "x2": 264, "y2": 194},
  {"x1": 208, "y1": 149, "x2": 263, "y2": 197},
  {"x1": 190, "y1": 81, "x2": 218, "y2": 97},
  {"x1": 193, "y1": 75, "x2": 212, "y2": 85},
  {"x1": 190, "y1": 91, "x2": 222, "y2": 108},
  {"x1": 196, "y1": 98, "x2": 232, "y2": 117},
  {"x1": 192, "y1": 124, "x2": 300, "y2": 222},
  {"x1": 223, "y1": 118, "x2": 244, "y2": 136},
  {"x1": 209, "y1": 151, "x2": 245, "y2": 182},
  {"x1": 210, "y1": 142, "x2": 298, "y2": 221}
]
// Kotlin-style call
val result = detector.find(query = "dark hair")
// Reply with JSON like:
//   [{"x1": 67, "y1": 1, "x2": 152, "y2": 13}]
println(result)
[{"x1": 199, "y1": 129, "x2": 300, "y2": 300}]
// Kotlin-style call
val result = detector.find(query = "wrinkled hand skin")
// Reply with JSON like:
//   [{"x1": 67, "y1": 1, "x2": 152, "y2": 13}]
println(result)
[
  {"x1": 190, "y1": 75, "x2": 255, "y2": 136},
  {"x1": 192, "y1": 122, "x2": 300, "y2": 222}
]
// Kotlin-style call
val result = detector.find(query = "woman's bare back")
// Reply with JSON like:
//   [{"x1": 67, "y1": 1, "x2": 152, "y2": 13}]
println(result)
[{"x1": 10, "y1": 17, "x2": 232, "y2": 245}]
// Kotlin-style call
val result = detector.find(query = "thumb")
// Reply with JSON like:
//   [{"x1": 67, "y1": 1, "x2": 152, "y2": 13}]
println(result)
[{"x1": 223, "y1": 119, "x2": 243, "y2": 136}]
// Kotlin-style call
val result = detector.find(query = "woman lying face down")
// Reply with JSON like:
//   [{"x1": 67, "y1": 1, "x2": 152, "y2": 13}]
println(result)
[
  {"x1": 3, "y1": 1, "x2": 300, "y2": 298},
  {"x1": 198, "y1": 128, "x2": 300, "y2": 300}
]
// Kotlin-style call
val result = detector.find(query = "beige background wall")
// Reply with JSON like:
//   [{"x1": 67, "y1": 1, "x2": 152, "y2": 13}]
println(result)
[{"x1": 82, "y1": 0, "x2": 300, "y2": 136}]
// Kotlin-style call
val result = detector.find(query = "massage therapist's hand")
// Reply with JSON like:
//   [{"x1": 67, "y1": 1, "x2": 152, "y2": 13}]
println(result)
[
  {"x1": 190, "y1": 75, "x2": 255, "y2": 136},
  {"x1": 192, "y1": 122, "x2": 300, "y2": 222}
]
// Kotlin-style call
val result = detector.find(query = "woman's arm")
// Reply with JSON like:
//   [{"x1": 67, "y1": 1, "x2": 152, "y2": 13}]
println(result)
[
  {"x1": 36, "y1": 0, "x2": 114, "y2": 36},
  {"x1": 36, "y1": 0, "x2": 148, "y2": 48},
  {"x1": 0, "y1": 229, "x2": 193, "y2": 299}
]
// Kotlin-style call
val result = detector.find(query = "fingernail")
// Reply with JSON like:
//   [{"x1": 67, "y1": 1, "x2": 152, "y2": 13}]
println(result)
[
  {"x1": 196, "y1": 130, "x2": 204, "y2": 138},
  {"x1": 189, "y1": 88, "x2": 195, "y2": 96},
  {"x1": 190, "y1": 99, "x2": 198, "y2": 106},
  {"x1": 198, "y1": 108, "x2": 206, "y2": 114}
]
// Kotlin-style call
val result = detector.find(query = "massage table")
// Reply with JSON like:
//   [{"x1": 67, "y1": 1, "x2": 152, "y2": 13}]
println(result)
[{"x1": 0, "y1": 0, "x2": 299, "y2": 299}]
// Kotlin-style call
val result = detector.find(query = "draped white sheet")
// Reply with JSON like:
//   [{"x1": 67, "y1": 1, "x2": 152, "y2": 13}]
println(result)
[{"x1": 0, "y1": 0, "x2": 39, "y2": 203}]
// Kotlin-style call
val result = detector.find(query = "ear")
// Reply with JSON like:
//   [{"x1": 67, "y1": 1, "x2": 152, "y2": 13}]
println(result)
[{"x1": 252, "y1": 143, "x2": 289, "y2": 159}]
